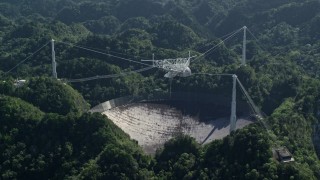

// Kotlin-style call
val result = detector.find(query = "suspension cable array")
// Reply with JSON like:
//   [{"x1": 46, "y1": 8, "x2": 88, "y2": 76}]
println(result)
[
  {"x1": 3, "y1": 26, "x2": 295, "y2": 159},
  {"x1": 5, "y1": 26, "x2": 256, "y2": 82},
  {"x1": 57, "y1": 41, "x2": 153, "y2": 67},
  {"x1": 3, "y1": 26, "x2": 281, "y2": 144},
  {"x1": 5, "y1": 41, "x2": 50, "y2": 74},
  {"x1": 192, "y1": 26, "x2": 245, "y2": 62},
  {"x1": 192, "y1": 73, "x2": 270, "y2": 133},
  {"x1": 236, "y1": 78, "x2": 271, "y2": 130},
  {"x1": 65, "y1": 66, "x2": 154, "y2": 83}
]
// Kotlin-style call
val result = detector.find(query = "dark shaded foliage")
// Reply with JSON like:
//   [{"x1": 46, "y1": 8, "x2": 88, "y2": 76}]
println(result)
[{"x1": 0, "y1": 0, "x2": 320, "y2": 179}]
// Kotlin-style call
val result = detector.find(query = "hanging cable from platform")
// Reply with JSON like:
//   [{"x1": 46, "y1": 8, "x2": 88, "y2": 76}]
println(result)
[
  {"x1": 57, "y1": 41, "x2": 153, "y2": 67},
  {"x1": 5, "y1": 41, "x2": 50, "y2": 74},
  {"x1": 192, "y1": 27, "x2": 244, "y2": 62},
  {"x1": 236, "y1": 78, "x2": 271, "y2": 130},
  {"x1": 65, "y1": 66, "x2": 154, "y2": 83}
]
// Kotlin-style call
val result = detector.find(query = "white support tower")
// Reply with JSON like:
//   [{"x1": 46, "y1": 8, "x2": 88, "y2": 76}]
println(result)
[
  {"x1": 230, "y1": 74, "x2": 237, "y2": 133},
  {"x1": 242, "y1": 26, "x2": 247, "y2": 66},
  {"x1": 51, "y1": 39, "x2": 57, "y2": 79}
]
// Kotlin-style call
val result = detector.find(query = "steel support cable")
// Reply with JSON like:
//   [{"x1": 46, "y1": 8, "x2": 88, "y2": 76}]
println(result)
[
  {"x1": 236, "y1": 78, "x2": 271, "y2": 131},
  {"x1": 246, "y1": 28, "x2": 268, "y2": 52},
  {"x1": 192, "y1": 27, "x2": 244, "y2": 62},
  {"x1": 66, "y1": 66, "x2": 154, "y2": 83},
  {"x1": 238, "y1": 79, "x2": 284, "y2": 149},
  {"x1": 57, "y1": 41, "x2": 153, "y2": 67},
  {"x1": 237, "y1": 81, "x2": 268, "y2": 131},
  {"x1": 236, "y1": 78, "x2": 281, "y2": 147},
  {"x1": 5, "y1": 41, "x2": 50, "y2": 74},
  {"x1": 193, "y1": 73, "x2": 234, "y2": 77},
  {"x1": 192, "y1": 73, "x2": 273, "y2": 133},
  {"x1": 219, "y1": 27, "x2": 245, "y2": 40},
  {"x1": 195, "y1": 27, "x2": 244, "y2": 52},
  {"x1": 193, "y1": 73, "x2": 258, "y2": 115},
  {"x1": 236, "y1": 78, "x2": 261, "y2": 116},
  {"x1": 66, "y1": 69, "x2": 148, "y2": 82},
  {"x1": 55, "y1": 59, "x2": 99, "y2": 77},
  {"x1": 67, "y1": 66, "x2": 153, "y2": 82},
  {"x1": 198, "y1": 29, "x2": 242, "y2": 58},
  {"x1": 60, "y1": 41, "x2": 151, "y2": 60},
  {"x1": 235, "y1": 80, "x2": 256, "y2": 115},
  {"x1": 105, "y1": 49, "x2": 151, "y2": 60}
]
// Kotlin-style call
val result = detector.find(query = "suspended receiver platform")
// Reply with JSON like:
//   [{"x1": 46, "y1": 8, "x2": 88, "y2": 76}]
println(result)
[{"x1": 142, "y1": 52, "x2": 195, "y2": 78}]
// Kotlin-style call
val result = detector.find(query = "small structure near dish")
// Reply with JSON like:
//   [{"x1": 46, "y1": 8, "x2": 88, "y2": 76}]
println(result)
[
  {"x1": 274, "y1": 147, "x2": 295, "y2": 163},
  {"x1": 14, "y1": 79, "x2": 27, "y2": 87}
]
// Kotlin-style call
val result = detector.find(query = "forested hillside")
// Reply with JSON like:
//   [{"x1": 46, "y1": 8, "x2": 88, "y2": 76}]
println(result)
[{"x1": 0, "y1": 0, "x2": 320, "y2": 179}]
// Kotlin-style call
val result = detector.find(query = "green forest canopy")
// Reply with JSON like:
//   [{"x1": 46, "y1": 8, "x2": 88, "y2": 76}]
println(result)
[{"x1": 0, "y1": 0, "x2": 320, "y2": 179}]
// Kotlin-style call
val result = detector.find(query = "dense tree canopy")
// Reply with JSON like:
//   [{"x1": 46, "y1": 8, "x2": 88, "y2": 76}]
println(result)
[{"x1": 0, "y1": 0, "x2": 320, "y2": 179}]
